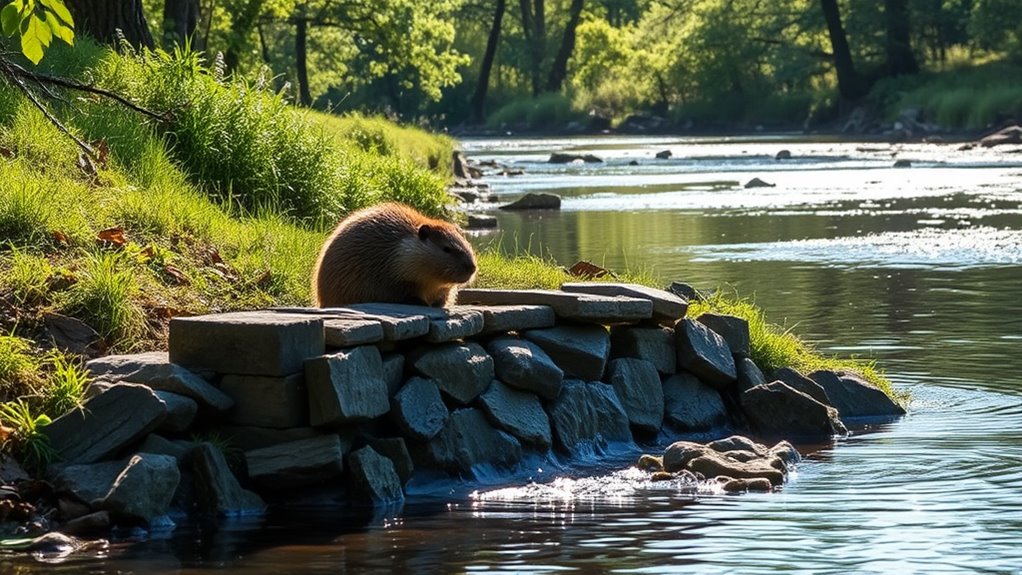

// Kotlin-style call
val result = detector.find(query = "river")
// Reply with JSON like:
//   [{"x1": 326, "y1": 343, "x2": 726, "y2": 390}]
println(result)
[{"x1": 12, "y1": 136, "x2": 1022, "y2": 574}]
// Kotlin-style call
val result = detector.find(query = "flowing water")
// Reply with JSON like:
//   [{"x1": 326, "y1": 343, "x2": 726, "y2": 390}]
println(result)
[{"x1": 11, "y1": 136, "x2": 1022, "y2": 574}]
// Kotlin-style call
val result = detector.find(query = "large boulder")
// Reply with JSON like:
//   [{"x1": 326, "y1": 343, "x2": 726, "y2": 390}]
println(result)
[
  {"x1": 98, "y1": 454, "x2": 180, "y2": 523},
  {"x1": 347, "y1": 446, "x2": 404, "y2": 505},
  {"x1": 523, "y1": 325, "x2": 611, "y2": 382},
  {"x1": 424, "y1": 408, "x2": 523, "y2": 474},
  {"x1": 486, "y1": 336, "x2": 563, "y2": 400},
  {"x1": 696, "y1": 313, "x2": 750, "y2": 357},
  {"x1": 478, "y1": 381, "x2": 552, "y2": 449},
  {"x1": 674, "y1": 319, "x2": 737, "y2": 387},
  {"x1": 742, "y1": 381, "x2": 847, "y2": 438},
  {"x1": 245, "y1": 434, "x2": 347, "y2": 489},
  {"x1": 604, "y1": 358, "x2": 663, "y2": 433},
  {"x1": 86, "y1": 351, "x2": 233, "y2": 411},
  {"x1": 662, "y1": 373, "x2": 728, "y2": 431},
  {"x1": 412, "y1": 342, "x2": 494, "y2": 404},
  {"x1": 305, "y1": 346, "x2": 390, "y2": 426},
  {"x1": 192, "y1": 443, "x2": 265, "y2": 517},
  {"x1": 44, "y1": 383, "x2": 168, "y2": 464},
  {"x1": 772, "y1": 367, "x2": 832, "y2": 406},
  {"x1": 547, "y1": 380, "x2": 632, "y2": 453},
  {"x1": 808, "y1": 370, "x2": 905, "y2": 418},
  {"x1": 979, "y1": 124, "x2": 1022, "y2": 147},
  {"x1": 391, "y1": 377, "x2": 449, "y2": 441},
  {"x1": 610, "y1": 326, "x2": 676, "y2": 375}
]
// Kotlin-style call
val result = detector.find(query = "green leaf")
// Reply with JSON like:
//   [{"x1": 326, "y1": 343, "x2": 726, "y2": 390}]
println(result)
[
  {"x1": 39, "y1": 0, "x2": 72, "y2": 27},
  {"x1": 0, "y1": 3, "x2": 21, "y2": 37},
  {"x1": 20, "y1": 21, "x2": 43, "y2": 64},
  {"x1": 30, "y1": 13, "x2": 52, "y2": 47},
  {"x1": 44, "y1": 11, "x2": 72, "y2": 45}
]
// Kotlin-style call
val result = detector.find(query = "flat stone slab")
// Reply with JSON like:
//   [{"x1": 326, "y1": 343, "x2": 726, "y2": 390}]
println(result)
[
  {"x1": 346, "y1": 303, "x2": 484, "y2": 343},
  {"x1": 478, "y1": 380, "x2": 553, "y2": 449},
  {"x1": 245, "y1": 434, "x2": 347, "y2": 489},
  {"x1": 324, "y1": 318, "x2": 384, "y2": 347},
  {"x1": 391, "y1": 377, "x2": 449, "y2": 441},
  {"x1": 45, "y1": 383, "x2": 167, "y2": 465},
  {"x1": 220, "y1": 372, "x2": 308, "y2": 428},
  {"x1": 412, "y1": 342, "x2": 494, "y2": 404},
  {"x1": 457, "y1": 289, "x2": 652, "y2": 323},
  {"x1": 305, "y1": 346, "x2": 390, "y2": 426},
  {"x1": 485, "y1": 336, "x2": 563, "y2": 400},
  {"x1": 523, "y1": 325, "x2": 611, "y2": 382},
  {"x1": 471, "y1": 304, "x2": 556, "y2": 334},
  {"x1": 674, "y1": 319, "x2": 737, "y2": 387},
  {"x1": 207, "y1": 425, "x2": 321, "y2": 452},
  {"x1": 288, "y1": 306, "x2": 428, "y2": 341},
  {"x1": 562, "y1": 282, "x2": 688, "y2": 322},
  {"x1": 170, "y1": 311, "x2": 324, "y2": 377},
  {"x1": 86, "y1": 351, "x2": 233, "y2": 411}
]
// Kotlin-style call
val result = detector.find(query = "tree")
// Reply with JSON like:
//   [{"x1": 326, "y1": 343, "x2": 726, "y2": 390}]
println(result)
[
  {"x1": 545, "y1": 0, "x2": 585, "y2": 92},
  {"x1": 471, "y1": 0, "x2": 506, "y2": 123},
  {"x1": 65, "y1": 0, "x2": 154, "y2": 49},
  {"x1": 820, "y1": 0, "x2": 867, "y2": 100},
  {"x1": 519, "y1": 0, "x2": 547, "y2": 96},
  {"x1": 883, "y1": 0, "x2": 918, "y2": 76},
  {"x1": 162, "y1": 0, "x2": 200, "y2": 48}
]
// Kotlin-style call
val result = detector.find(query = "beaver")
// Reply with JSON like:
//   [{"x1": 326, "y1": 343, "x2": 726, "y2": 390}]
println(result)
[{"x1": 312, "y1": 202, "x2": 477, "y2": 308}]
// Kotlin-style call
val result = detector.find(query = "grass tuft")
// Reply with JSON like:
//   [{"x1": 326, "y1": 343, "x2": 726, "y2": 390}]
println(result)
[{"x1": 60, "y1": 252, "x2": 148, "y2": 346}]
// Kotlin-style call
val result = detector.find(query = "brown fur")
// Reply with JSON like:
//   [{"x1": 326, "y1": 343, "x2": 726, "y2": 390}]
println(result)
[{"x1": 312, "y1": 203, "x2": 477, "y2": 307}]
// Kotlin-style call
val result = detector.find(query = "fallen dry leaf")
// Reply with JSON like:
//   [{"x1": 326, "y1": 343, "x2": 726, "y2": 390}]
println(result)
[
  {"x1": 568, "y1": 260, "x2": 615, "y2": 280},
  {"x1": 51, "y1": 230, "x2": 69, "y2": 245},
  {"x1": 162, "y1": 264, "x2": 190, "y2": 286},
  {"x1": 97, "y1": 227, "x2": 127, "y2": 248}
]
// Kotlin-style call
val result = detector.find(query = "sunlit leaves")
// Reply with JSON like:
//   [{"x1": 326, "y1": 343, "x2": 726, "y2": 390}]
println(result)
[{"x1": 1, "y1": 0, "x2": 75, "y2": 65}]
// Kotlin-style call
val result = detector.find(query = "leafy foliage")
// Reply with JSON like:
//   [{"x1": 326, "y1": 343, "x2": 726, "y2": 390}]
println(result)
[
  {"x1": 0, "y1": 399, "x2": 56, "y2": 473},
  {"x1": 0, "y1": 0, "x2": 74, "y2": 64}
]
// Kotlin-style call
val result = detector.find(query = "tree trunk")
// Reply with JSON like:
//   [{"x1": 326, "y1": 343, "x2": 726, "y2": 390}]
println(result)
[
  {"x1": 223, "y1": 0, "x2": 263, "y2": 74},
  {"x1": 66, "y1": 0, "x2": 155, "y2": 50},
  {"x1": 820, "y1": 0, "x2": 867, "y2": 100},
  {"x1": 518, "y1": 0, "x2": 545, "y2": 96},
  {"x1": 295, "y1": 18, "x2": 311, "y2": 106},
  {"x1": 162, "y1": 0, "x2": 199, "y2": 49},
  {"x1": 883, "y1": 0, "x2": 919, "y2": 76},
  {"x1": 471, "y1": 0, "x2": 506, "y2": 124},
  {"x1": 545, "y1": 0, "x2": 584, "y2": 93}
]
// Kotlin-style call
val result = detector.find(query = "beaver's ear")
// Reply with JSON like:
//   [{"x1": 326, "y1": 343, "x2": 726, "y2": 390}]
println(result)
[{"x1": 418, "y1": 224, "x2": 433, "y2": 241}]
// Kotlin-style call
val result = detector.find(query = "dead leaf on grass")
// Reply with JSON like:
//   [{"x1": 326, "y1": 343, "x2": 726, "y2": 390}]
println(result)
[
  {"x1": 97, "y1": 227, "x2": 127, "y2": 248},
  {"x1": 51, "y1": 230, "x2": 69, "y2": 245},
  {"x1": 568, "y1": 260, "x2": 615, "y2": 280},
  {"x1": 162, "y1": 264, "x2": 190, "y2": 286}
]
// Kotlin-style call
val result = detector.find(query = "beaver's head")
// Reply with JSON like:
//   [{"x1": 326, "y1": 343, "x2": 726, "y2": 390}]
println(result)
[{"x1": 417, "y1": 223, "x2": 477, "y2": 283}]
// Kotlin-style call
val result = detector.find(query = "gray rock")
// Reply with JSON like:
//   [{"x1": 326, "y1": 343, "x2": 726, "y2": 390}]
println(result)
[
  {"x1": 662, "y1": 441, "x2": 709, "y2": 472},
  {"x1": 707, "y1": 435, "x2": 769, "y2": 457},
  {"x1": 170, "y1": 311, "x2": 324, "y2": 377},
  {"x1": 655, "y1": 149, "x2": 672, "y2": 159},
  {"x1": 808, "y1": 370, "x2": 906, "y2": 418},
  {"x1": 220, "y1": 372, "x2": 308, "y2": 428},
  {"x1": 0, "y1": 455, "x2": 29, "y2": 484},
  {"x1": 523, "y1": 325, "x2": 611, "y2": 382},
  {"x1": 412, "y1": 342, "x2": 493, "y2": 404},
  {"x1": 688, "y1": 451, "x2": 785, "y2": 486},
  {"x1": 456, "y1": 289, "x2": 652, "y2": 323},
  {"x1": 666, "y1": 281, "x2": 705, "y2": 302},
  {"x1": 769, "y1": 440, "x2": 801, "y2": 467},
  {"x1": 43, "y1": 312, "x2": 104, "y2": 358},
  {"x1": 674, "y1": 319, "x2": 737, "y2": 388},
  {"x1": 604, "y1": 359, "x2": 663, "y2": 433},
  {"x1": 347, "y1": 446, "x2": 404, "y2": 504},
  {"x1": 735, "y1": 357, "x2": 767, "y2": 394},
  {"x1": 775, "y1": 149, "x2": 792, "y2": 160},
  {"x1": 466, "y1": 214, "x2": 498, "y2": 229},
  {"x1": 662, "y1": 373, "x2": 728, "y2": 431},
  {"x1": 457, "y1": 289, "x2": 586, "y2": 316},
  {"x1": 569, "y1": 294, "x2": 652, "y2": 324},
  {"x1": 425, "y1": 408, "x2": 523, "y2": 474},
  {"x1": 51, "y1": 459, "x2": 127, "y2": 503},
  {"x1": 324, "y1": 318, "x2": 384, "y2": 347},
  {"x1": 368, "y1": 437, "x2": 414, "y2": 485},
  {"x1": 245, "y1": 434, "x2": 347, "y2": 488},
  {"x1": 381, "y1": 354, "x2": 406, "y2": 398},
  {"x1": 86, "y1": 351, "x2": 233, "y2": 411},
  {"x1": 305, "y1": 346, "x2": 390, "y2": 426},
  {"x1": 561, "y1": 282, "x2": 688, "y2": 323},
  {"x1": 391, "y1": 377, "x2": 449, "y2": 441},
  {"x1": 772, "y1": 367, "x2": 832, "y2": 406},
  {"x1": 137, "y1": 434, "x2": 194, "y2": 464},
  {"x1": 893, "y1": 159, "x2": 912, "y2": 168},
  {"x1": 98, "y1": 453, "x2": 180, "y2": 522},
  {"x1": 980, "y1": 124, "x2": 1022, "y2": 147},
  {"x1": 346, "y1": 303, "x2": 483, "y2": 343},
  {"x1": 192, "y1": 443, "x2": 265, "y2": 516},
  {"x1": 744, "y1": 177, "x2": 775, "y2": 188},
  {"x1": 547, "y1": 380, "x2": 632, "y2": 453},
  {"x1": 314, "y1": 306, "x2": 429, "y2": 341},
  {"x1": 206, "y1": 425, "x2": 321, "y2": 452},
  {"x1": 696, "y1": 313, "x2": 751, "y2": 357},
  {"x1": 547, "y1": 153, "x2": 602, "y2": 164},
  {"x1": 153, "y1": 391, "x2": 198, "y2": 433},
  {"x1": 478, "y1": 381, "x2": 552, "y2": 449},
  {"x1": 742, "y1": 381, "x2": 847, "y2": 438},
  {"x1": 61, "y1": 511, "x2": 111, "y2": 535},
  {"x1": 486, "y1": 336, "x2": 563, "y2": 400},
  {"x1": 610, "y1": 326, "x2": 676, "y2": 375},
  {"x1": 44, "y1": 383, "x2": 168, "y2": 464},
  {"x1": 474, "y1": 304, "x2": 556, "y2": 334},
  {"x1": 500, "y1": 192, "x2": 562, "y2": 210}
]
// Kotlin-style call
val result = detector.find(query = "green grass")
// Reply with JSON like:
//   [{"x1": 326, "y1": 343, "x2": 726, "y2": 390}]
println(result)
[
  {"x1": 0, "y1": 335, "x2": 43, "y2": 398},
  {"x1": 487, "y1": 93, "x2": 584, "y2": 131},
  {"x1": 0, "y1": 399, "x2": 56, "y2": 474},
  {"x1": 59, "y1": 252, "x2": 148, "y2": 345}
]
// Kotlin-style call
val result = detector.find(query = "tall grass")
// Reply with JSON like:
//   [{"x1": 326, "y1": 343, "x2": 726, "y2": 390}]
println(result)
[
  {"x1": 60, "y1": 252, "x2": 148, "y2": 345},
  {"x1": 0, "y1": 335, "x2": 42, "y2": 398}
]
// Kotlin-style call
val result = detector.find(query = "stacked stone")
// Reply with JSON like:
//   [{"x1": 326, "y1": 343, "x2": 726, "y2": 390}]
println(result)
[{"x1": 40, "y1": 282, "x2": 905, "y2": 528}]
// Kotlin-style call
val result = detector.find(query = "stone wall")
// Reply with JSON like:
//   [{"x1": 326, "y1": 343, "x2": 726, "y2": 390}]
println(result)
[{"x1": 41, "y1": 283, "x2": 904, "y2": 527}]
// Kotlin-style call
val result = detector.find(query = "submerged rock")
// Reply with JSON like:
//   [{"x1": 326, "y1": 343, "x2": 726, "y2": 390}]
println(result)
[
  {"x1": 98, "y1": 454, "x2": 180, "y2": 523},
  {"x1": 478, "y1": 380, "x2": 553, "y2": 449},
  {"x1": 425, "y1": 408, "x2": 523, "y2": 474}
]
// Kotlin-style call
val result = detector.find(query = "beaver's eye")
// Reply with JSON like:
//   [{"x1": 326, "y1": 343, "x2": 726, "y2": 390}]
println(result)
[{"x1": 442, "y1": 246, "x2": 452, "y2": 254}]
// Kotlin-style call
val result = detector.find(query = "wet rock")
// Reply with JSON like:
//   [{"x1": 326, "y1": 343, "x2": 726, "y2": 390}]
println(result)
[
  {"x1": 86, "y1": 351, "x2": 233, "y2": 411},
  {"x1": 500, "y1": 192, "x2": 562, "y2": 210},
  {"x1": 742, "y1": 381, "x2": 847, "y2": 438},
  {"x1": 381, "y1": 354, "x2": 405, "y2": 398},
  {"x1": 523, "y1": 325, "x2": 611, "y2": 382},
  {"x1": 98, "y1": 453, "x2": 180, "y2": 522},
  {"x1": 561, "y1": 282, "x2": 688, "y2": 323},
  {"x1": 722, "y1": 477, "x2": 773, "y2": 492},
  {"x1": 153, "y1": 391, "x2": 198, "y2": 433},
  {"x1": 893, "y1": 159, "x2": 912, "y2": 168},
  {"x1": 220, "y1": 372, "x2": 307, "y2": 428},
  {"x1": 425, "y1": 408, "x2": 523, "y2": 474},
  {"x1": 347, "y1": 446, "x2": 404, "y2": 504},
  {"x1": 44, "y1": 383, "x2": 167, "y2": 464},
  {"x1": 772, "y1": 367, "x2": 832, "y2": 406},
  {"x1": 655, "y1": 150, "x2": 672, "y2": 159},
  {"x1": 636, "y1": 454, "x2": 664, "y2": 472},
  {"x1": 610, "y1": 325, "x2": 676, "y2": 375},
  {"x1": 674, "y1": 319, "x2": 737, "y2": 388},
  {"x1": 170, "y1": 311, "x2": 324, "y2": 377},
  {"x1": 547, "y1": 380, "x2": 632, "y2": 452},
  {"x1": 466, "y1": 214, "x2": 498, "y2": 229},
  {"x1": 457, "y1": 289, "x2": 650, "y2": 323},
  {"x1": 548, "y1": 153, "x2": 602, "y2": 164},
  {"x1": 662, "y1": 441, "x2": 709, "y2": 472},
  {"x1": 368, "y1": 438, "x2": 414, "y2": 485},
  {"x1": 696, "y1": 313, "x2": 751, "y2": 358},
  {"x1": 775, "y1": 149, "x2": 792, "y2": 160},
  {"x1": 206, "y1": 425, "x2": 321, "y2": 452},
  {"x1": 412, "y1": 342, "x2": 493, "y2": 404},
  {"x1": 979, "y1": 124, "x2": 1022, "y2": 147},
  {"x1": 61, "y1": 511, "x2": 111, "y2": 535},
  {"x1": 486, "y1": 336, "x2": 563, "y2": 400},
  {"x1": 43, "y1": 313, "x2": 105, "y2": 357},
  {"x1": 604, "y1": 358, "x2": 663, "y2": 433},
  {"x1": 305, "y1": 346, "x2": 390, "y2": 425},
  {"x1": 192, "y1": 443, "x2": 265, "y2": 517},
  {"x1": 735, "y1": 357, "x2": 767, "y2": 394},
  {"x1": 245, "y1": 435, "x2": 347, "y2": 489},
  {"x1": 769, "y1": 440, "x2": 802, "y2": 467},
  {"x1": 51, "y1": 460, "x2": 127, "y2": 504},
  {"x1": 474, "y1": 304, "x2": 556, "y2": 335},
  {"x1": 391, "y1": 377, "x2": 449, "y2": 441},
  {"x1": 478, "y1": 380, "x2": 552, "y2": 449},
  {"x1": 662, "y1": 373, "x2": 728, "y2": 431},
  {"x1": 744, "y1": 177, "x2": 775, "y2": 188},
  {"x1": 707, "y1": 435, "x2": 769, "y2": 457},
  {"x1": 688, "y1": 451, "x2": 785, "y2": 486},
  {"x1": 808, "y1": 370, "x2": 906, "y2": 418}
]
